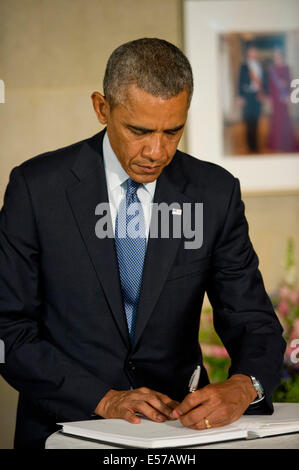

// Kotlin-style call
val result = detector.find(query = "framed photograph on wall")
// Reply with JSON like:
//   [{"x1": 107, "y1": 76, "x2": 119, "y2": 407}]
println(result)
[{"x1": 184, "y1": 0, "x2": 299, "y2": 192}]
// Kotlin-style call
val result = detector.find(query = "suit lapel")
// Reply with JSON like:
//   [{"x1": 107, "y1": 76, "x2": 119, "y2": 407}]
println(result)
[
  {"x1": 133, "y1": 169, "x2": 192, "y2": 349},
  {"x1": 66, "y1": 131, "x2": 131, "y2": 349}
]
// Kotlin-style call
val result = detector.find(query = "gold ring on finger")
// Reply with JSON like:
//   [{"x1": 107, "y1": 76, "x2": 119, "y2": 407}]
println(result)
[{"x1": 204, "y1": 418, "x2": 212, "y2": 429}]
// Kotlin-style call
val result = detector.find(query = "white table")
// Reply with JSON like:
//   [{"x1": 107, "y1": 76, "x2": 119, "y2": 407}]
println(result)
[{"x1": 45, "y1": 403, "x2": 299, "y2": 449}]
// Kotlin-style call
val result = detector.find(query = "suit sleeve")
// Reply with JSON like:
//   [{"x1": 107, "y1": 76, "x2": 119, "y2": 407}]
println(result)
[
  {"x1": 0, "y1": 166, "x2": 111, "y2": 421},
  {"x1": 206, "y1": 177, "x2": 286, "y2": 414}
]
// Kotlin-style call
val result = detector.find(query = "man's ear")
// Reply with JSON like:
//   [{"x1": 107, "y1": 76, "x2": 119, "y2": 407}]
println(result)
[{"x1": 91, "y1": 92, "x2": 110, "y2": 125}]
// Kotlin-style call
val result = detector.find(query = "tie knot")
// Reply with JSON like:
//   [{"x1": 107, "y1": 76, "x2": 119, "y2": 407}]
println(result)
[{"x1": 126, "y1": 178, "x2": 142, "y2": 196}]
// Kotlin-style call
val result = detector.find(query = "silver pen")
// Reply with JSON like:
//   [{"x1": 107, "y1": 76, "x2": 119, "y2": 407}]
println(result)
[{"x1": 188, "y1": 365, "x2": 201, "y2": 393}]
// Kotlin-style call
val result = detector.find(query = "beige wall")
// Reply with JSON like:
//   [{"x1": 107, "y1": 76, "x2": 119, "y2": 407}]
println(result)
[
  {"x1": 0, "y1": 0, "x2": 298, "y2": 449},
  {"x1": 243, "y1": 192, "x2": 299, "y2": 295},
  {"x1": 0, "y1": 0, "x2": 183, "y2": 198}
]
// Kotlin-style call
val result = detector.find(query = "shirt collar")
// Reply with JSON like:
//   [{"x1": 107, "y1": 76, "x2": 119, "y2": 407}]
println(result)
[{"x1": 102, "y1": 130, "x2": 156, "y2": 197}]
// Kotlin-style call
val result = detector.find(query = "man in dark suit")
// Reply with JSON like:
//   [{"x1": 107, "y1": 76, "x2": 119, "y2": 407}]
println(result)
[
  {"x1": 238, "y1": 45, "x2": 266, "y2": 152},
  {"x1": 0, "y1": 38, "x2": 285, "y2": 448}
]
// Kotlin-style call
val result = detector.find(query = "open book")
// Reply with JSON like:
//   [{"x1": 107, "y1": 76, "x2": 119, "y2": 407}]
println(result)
[{"x1": 58, "y1": 403, "x2": 299, "y2": 449}]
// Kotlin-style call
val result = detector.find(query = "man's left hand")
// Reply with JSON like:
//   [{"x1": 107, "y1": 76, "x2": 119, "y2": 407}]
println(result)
[{"x1": 171, "y1": 374, "x2": 257, "y2": 430}]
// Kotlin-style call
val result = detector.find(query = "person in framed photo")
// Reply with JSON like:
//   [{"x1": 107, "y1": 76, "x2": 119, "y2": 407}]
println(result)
[
  {"x1": 267, "y1": 48, "x2": 298, "y2": 152},
  {"x1": 238, "y1": 45, "x2": 266, "y2": 153}
]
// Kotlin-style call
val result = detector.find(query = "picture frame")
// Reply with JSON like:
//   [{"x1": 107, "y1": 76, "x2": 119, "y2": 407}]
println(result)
[{"x1": 183, "y1": 0, "x2": 299, "y2": 193}]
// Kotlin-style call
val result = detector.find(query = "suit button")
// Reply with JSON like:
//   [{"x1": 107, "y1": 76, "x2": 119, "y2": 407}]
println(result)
[{"x1": 128, "y1": 361, "x2": 136, "y2": 371}]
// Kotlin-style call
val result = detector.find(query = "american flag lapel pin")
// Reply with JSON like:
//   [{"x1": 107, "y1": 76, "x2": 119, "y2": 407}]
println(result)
[{"x1": 172, "y1": 208, "x2": 182, "y2": 216}]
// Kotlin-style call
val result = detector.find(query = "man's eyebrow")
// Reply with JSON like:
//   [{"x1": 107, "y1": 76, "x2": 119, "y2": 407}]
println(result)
[
  {"x1": 165, "y1": 124, "x2": 185, "y2": 132},
  {"x1": 127, "y1": 124, "x2": 185, "y2": 133}
]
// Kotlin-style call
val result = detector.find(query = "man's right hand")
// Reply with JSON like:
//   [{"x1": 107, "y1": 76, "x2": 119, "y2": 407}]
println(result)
[{"x1": 94, "y1": 387, "x2": 179, "y2": 424}]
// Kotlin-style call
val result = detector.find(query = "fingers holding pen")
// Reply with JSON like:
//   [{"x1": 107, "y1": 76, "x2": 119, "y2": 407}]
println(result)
[
  {"x1": 172, "y1": 375, "x2": 256, "y2": 430},
  {"x1": 171, "y1": 388, "x2": 208, "y2": 420},
  {"x1": 172, "y1": 364, "x2": 203, "y2": 419}
]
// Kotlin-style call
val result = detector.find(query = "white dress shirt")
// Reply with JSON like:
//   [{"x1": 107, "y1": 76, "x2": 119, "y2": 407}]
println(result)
[
  {"x1": 102, "y1": 131, "x2": 156, "y2": 240},
  {"x1": 247, "y1": 58, "x2": 263, "y2": 92}
]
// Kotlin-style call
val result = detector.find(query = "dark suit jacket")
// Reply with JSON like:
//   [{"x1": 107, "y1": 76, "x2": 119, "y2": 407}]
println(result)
[
  {"x1": 238, "y1": 63, "x2": 266, "y2": 121},
  {"x1": 0, "y1": 129, "x2": 285, "y2": 448}
]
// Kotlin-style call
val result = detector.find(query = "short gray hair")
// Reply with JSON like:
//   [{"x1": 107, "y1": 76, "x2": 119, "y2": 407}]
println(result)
[{"x1": 103, "y1": 38, "x2": 193, "y2": 108}]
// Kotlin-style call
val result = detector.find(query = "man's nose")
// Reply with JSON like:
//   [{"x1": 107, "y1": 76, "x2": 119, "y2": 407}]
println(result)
[{"x1": 142, "y1": 134, "x2": 166, "y2": 162}]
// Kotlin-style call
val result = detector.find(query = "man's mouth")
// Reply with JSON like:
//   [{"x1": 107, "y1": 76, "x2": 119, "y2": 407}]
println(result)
[{"x1": 136, "y1": 164, "x2": 161, "y2": 174}]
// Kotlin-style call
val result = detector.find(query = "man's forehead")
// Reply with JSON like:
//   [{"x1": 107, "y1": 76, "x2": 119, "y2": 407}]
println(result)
[{"x1": 115, "y1": 84, "x2": 189, "y2": 109}]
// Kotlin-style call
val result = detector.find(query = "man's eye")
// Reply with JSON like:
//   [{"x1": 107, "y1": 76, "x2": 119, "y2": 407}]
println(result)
[
  {"x1": 130, "y1": 128, "x2": 149, "y2": 136},
  {"x1": 165, "y1": 130, "x2": 178, "y2": 136},
  {"x1": 133, "y1": 130, "x2": 145, "y2": 135}
]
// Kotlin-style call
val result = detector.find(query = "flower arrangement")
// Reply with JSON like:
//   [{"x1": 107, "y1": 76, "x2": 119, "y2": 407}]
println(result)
[
  {"x1": 271, "y1": 238, "x2": 299, "y2": 402},
  {"x1": 199, "y1": 237, "x2": 299, "y2": 401}
]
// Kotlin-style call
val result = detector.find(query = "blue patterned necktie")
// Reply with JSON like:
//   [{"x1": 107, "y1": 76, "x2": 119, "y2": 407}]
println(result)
[{"x1": 114, "y1": 178, "x2": 146, "y2": 341}]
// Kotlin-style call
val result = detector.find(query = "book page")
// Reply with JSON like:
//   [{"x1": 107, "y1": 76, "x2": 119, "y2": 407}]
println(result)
[{"x1": 61, "y1": 418, "x2": 244, "y2": 441}]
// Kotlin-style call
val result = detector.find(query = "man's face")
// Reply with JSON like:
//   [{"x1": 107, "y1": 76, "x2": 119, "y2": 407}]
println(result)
[
  {"x1": 93, "y1": 85, "x2": 189, "y2": 183},
  {"x1": 247, "y1": 47, "x2": 258, "y2": 61}
]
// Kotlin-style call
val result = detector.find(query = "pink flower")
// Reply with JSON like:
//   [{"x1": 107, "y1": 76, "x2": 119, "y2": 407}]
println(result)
[
  {"x1": 203, "y1": 344, "x2": 229, "y2": 358},
  {"x1": 289, "y1": 290, "x2": 299, "y2": 305},
  {"x1": 207, "y1": 313, "x2": 213, "y2": 323},
  {"x1": 278, "y1": 300, "x2": 290, "y2": 317},
  {"x1": 290, "y1": 319, "x2": 299, "y2": 340},
  {"x1": 279, "y1": 285, "x2": 292, "y2": 299}
]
